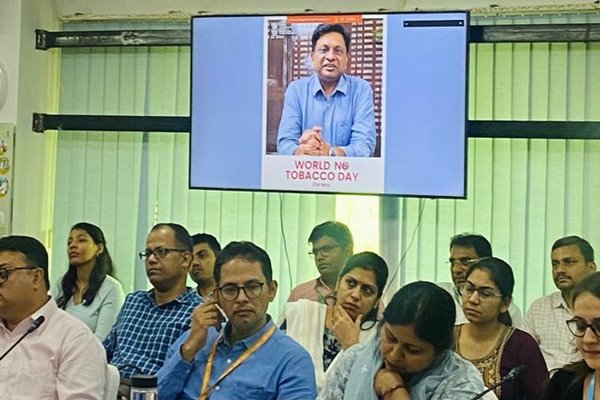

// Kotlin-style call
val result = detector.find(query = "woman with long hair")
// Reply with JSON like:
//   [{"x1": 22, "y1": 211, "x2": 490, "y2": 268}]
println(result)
[
  {"x1": 281, "y1": 251, "x2": 389, "y2": 390},
  {"x1": 319, "y1": 281, "x2": 485, "y2": 399},
  {"x1": 455, "y1": 257, "x2": 548, "y2": 399},
  {"x1": 51, "y1": 222, "x2": 124, "y2": 340},
  {"x1": 540, "y1": 271, "x2": 600, "y2": 399}
]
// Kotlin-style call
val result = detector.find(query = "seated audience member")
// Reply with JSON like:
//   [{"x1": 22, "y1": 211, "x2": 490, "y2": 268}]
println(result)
[
  {"x1": 158, "y1": 241, "x2": 317, "y2": 400},
  {"x1": 189, "y1": 233, "x2": 221, "y2": 300},
  {"x1": 281, "y1": 251, "x2": 388, "y2": 389},
  {"x1": 455, "y1": 257, "x2": 548, "y2": 399},
  {"x1": 438, "y1": 233, "x2": 523, "y2": 327},
  {"x1": 0, "y1": 235, "x2": 106, "y2": 399},
  {"x1": 524, "y1": 235, "x2": 597, "y2": 370},
  {"x1": 540, "y1": 272, "x2": 600, "y2": 399},
  {"x1": 103, "y1": 223, "x2": 202, "y2": 378},
  {"x1": 51, "y1": 222, "x2": 125, "y2": 341},
  {"x1": 288, "y1": 221, "x2": 353, "y2": 303},
  {"x1": 319, "y1": 281, "x2": 485, "y2": 400}
]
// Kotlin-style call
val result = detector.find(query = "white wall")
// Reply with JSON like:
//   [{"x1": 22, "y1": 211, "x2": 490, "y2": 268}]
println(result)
[
  {"x1": 2, "y1": 0, "x2": 60, "y2": 243},
  {"x1": 50, "y1": 0, "x2": 597, "y2": 19},
  {"x1": 0, "y1": 1, "x2": 22, "y2": 123}
]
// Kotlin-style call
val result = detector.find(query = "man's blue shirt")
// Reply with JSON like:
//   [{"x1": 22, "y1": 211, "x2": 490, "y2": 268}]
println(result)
[
  {"x1": 157, "y1": 319, "x2": 317, "y2": 400},
  {"x1": 103, "y1": 288, "x2": 202, "y2": 377},
  {"x1": 277, "y1": 74, "x2": 376, "y2": 157}
]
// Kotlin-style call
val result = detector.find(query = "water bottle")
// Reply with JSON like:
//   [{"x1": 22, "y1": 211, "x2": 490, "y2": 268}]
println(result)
[{"x1": 130, "y1": 375, "x2": 158, "y2": 400}]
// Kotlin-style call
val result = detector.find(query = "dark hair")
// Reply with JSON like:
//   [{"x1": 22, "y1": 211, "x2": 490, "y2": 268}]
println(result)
[
  {"x1": 57, "y1": 223, "x2": 115, "y2": 308},
  {"x1": 550, "y1": 272, "x2": 600, "y2": 394},
  {"x1": 552, "y1": 236, "x2": 595, "y2": 263},
  {"x1": 466, "y1": 257, "x2": 515, "y2": 326},
  {"x1": 214, "y1": 241, "x2": 272, "y2": 284},
  {"x1": 338, "y1": 251, "x2": 389, "y2": 329},
  {"x1": 192, "y1": 233, "x2": 221, "y2": 255},
  {"x1": 0, "y1": 235, "x2": 49, "y2": 289},
  {"x1": 151, "y1": 223, "x2": 193, "y2": 252},
  {"x1": 383, "y1": 281, "x2": 456, "y2": 352},
  {"x1": 311, "y1": 23, "x2": 351, "y2": 52},
  {"x1": 572, "y1": 271, "x2": 600, "y2": 310},
  {"x1": 339, "y1": 251, "x2": 388, "y2": 298},
  {"x1": 449, "y1": 233, "x2": 492, "y2": 258},
  {"x1": 308, "y1": 221, "x2": 353, "y2": 249}
]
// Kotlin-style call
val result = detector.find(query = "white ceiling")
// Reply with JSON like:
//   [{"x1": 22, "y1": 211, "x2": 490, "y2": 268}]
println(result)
[{"x1": 50, "y1": 0, "x2": 599, "y2": 20}]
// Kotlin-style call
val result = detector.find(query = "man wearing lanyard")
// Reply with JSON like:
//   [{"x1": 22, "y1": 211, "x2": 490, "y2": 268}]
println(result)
[{"x1": 158, "y1": 241, "x2": 317, "y2": 400}]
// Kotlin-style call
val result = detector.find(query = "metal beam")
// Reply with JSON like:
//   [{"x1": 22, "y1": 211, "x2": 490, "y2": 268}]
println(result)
[
  {"x1": 467, "y1": 121, "x2": 600, "y2": 139},
  {"x1": 35, "y1": 23, "x2": 600, "y2": 49},
  {"x1": 35, "y1": 29, "x2": 190, "y2": 50},
  {"x1": 32, "y1": 114, "x2": 190, "y2": 133},
  {"x1": 32, "y1": 113, "x2": 600, "y2": 139},
  {"x1": 469, "y1": 23, "x2": 600, "y2": 43}
]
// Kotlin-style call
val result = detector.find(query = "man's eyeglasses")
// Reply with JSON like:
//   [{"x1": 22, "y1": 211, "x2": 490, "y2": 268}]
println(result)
[
  {"x1": 309, "y1": 244, "x2": 340, "y2": 258},
  {"x1": 315, "y1": 47, "x2": 346, "y2": 57},
  {"x1": 448, "y1": 257, "x2": 478, "y2": 267},
  {"x1": 459, "y1": 282, "x2": 503, "y2": 302},
  {"x1": 138, "y1": 247, "x2": 187, "y2": 260},
  {"x1": 0, "y1": 266, "x2": 38, "y2": 284},
  {"x1": 566, "y1": 318, "x2": 600, "y2": 337},
  {"x1": 218, "y1": 282, "x2": 265, "y2": 301}
]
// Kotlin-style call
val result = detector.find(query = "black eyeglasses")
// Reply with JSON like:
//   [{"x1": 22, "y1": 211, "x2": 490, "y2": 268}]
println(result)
[
  {"x1": 566, "y1": 318, "x2": 600, "y2": 337},
  {"x1": 218, "y1": 282, "x2": 265, "y2": 301},
  {"x1": 459, "y1": 282, "x2": 503, "y2": 302},
  {"x1": 309, "y1": 244, "x2": 340, "y2": 258},
  {"x1": 447, "y1": 257, "x2": 478, "y2": 267},
  {"x1": 138, "y1": 247, "x2": 187, "y2": 260},
  {"x1": 0, "y1": 266, "x2": 38, "y2": 284}
]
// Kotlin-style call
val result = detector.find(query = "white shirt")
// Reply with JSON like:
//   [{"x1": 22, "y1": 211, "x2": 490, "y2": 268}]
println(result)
[
  {"x1": 522, "y1": 291, "x2": 580, "y2": 371},
  {"x1": 0, "y1": 298, "x2": 106, "y2": 400},
  {"x1": 280, "y1": 299, "x2": 378, "y2": 391}
]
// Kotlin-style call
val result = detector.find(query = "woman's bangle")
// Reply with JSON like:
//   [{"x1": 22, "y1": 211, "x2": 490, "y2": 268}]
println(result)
[{"x1": 381, "y1": 383, "x2": 405, "y2": 398}]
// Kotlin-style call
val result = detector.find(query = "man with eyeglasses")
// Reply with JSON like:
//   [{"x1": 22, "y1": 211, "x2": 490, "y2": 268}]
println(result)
[
  {"x1": 437, "y1": 233, "x2": 523, "y2": 326},
  {"x1": 288, "y1": 221, "x2": 354, "y2": 304},
  {"x1": 103, "y1": 223, "x2": 202, "y2": 384},
  {"x1": 523, "y1": 235, "x2": 597, "y2": 370},
  {"x1": 158, "y1": 241, "x2": 317, "y2": 400},
  {"x1": 276, "y1": 23, "x2": 376, "y2": 157},
  {"x1": 0, "y1": 235, "x2": 106, "y2": 399}
]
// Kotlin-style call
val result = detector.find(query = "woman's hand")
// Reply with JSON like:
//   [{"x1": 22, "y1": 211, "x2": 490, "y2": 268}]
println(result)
[
  {"x1": 330, "y1": 304, "x2": 362, "y2": 349},
  {"x1": 374, "y1": 367, "x2": 406, "y2": 399}
]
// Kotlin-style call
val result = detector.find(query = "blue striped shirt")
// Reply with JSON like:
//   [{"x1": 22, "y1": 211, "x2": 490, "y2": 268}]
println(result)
[{"x1": 103, "y1": 288, "x2": 202, "y2": 377}]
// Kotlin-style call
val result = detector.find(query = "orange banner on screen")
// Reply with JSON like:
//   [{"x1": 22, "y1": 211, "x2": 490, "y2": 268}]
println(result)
[{"x1": 287, "y1": 15, "x2": 363, "y2": 24}]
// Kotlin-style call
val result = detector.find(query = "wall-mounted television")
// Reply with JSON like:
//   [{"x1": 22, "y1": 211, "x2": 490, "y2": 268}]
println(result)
[{"x1": 190, "y1": 11, "x2": 469, "y2": 198}]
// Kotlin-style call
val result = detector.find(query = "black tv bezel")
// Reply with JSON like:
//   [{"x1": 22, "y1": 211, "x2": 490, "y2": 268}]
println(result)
[{"x1": 189, "y1": 11, "x2": 470, "y2": 199}]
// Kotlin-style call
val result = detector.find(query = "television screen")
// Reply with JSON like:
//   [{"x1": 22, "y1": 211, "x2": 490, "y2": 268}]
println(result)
[{"x1": 190, "y1": 11, "x2": 469, "y2": 197}]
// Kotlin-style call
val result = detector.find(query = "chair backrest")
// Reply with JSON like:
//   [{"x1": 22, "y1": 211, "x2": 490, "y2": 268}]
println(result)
[{"x1": 104, "y1": 364, "x2": 120, "y2": 400}]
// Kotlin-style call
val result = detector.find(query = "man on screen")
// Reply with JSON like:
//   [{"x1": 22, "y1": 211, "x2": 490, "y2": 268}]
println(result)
[{"x1": 276, "y1": 23, "x2": 376, "y2": 157}]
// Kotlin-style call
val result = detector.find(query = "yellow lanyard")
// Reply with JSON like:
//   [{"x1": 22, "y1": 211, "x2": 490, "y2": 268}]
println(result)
[{"x1": 199, "y1": 324, "x2": 277, "y2": 400}]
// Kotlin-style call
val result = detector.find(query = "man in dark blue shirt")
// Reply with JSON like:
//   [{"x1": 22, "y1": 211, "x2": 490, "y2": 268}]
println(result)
[
  {"x1": 158, "y1": 241, "x2": 317, "y2": 400},
  {"x1": 103, "y1": 223, "x2": 201, "y2": 379}
]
